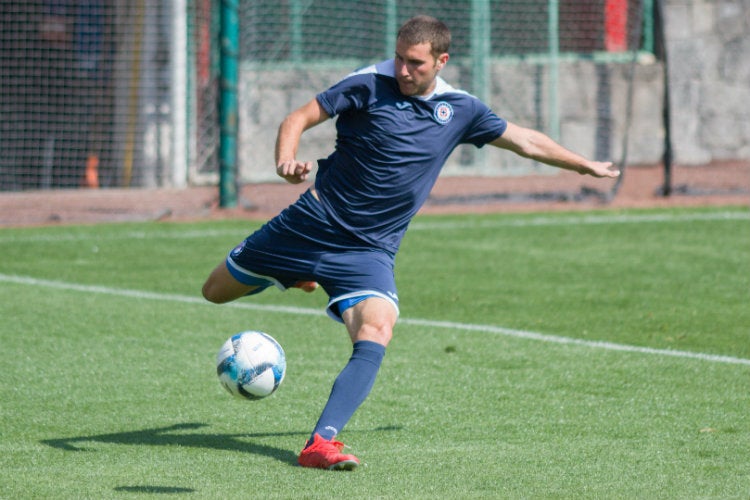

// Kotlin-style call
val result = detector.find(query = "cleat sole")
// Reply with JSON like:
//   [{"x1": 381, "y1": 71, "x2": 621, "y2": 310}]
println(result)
[{"x1": 328, "y1": 459, "x2": 359, "y2": 471}]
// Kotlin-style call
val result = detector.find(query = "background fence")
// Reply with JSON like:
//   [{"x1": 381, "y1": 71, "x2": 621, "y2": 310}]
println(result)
[
  {"x1": 0, "y1": 0, "x2": 747, "y2": 194},
  {"x1": 0, "y1": 0, "x2": 204, "y2": 190}
]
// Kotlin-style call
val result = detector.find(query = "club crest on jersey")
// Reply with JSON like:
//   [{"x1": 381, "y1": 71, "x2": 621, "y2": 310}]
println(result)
[
  {"x1": 230, "y1": 242, "x2": 245, "y2": 257},
  {"x1": 433, "y1": 101, "x2": 454, "y2": 124}
]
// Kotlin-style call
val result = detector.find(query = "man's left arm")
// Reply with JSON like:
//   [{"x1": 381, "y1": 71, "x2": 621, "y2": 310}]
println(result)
[
  {"x1": 275, "y1": 98, "x2": 330, "y2": 184},
  {"x1": 490, "y1": 122, "x2": 620, "y2": 178}
]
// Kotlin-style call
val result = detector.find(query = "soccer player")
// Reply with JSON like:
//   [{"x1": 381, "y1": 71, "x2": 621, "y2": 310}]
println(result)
[{"x1": 202, "y1": 15, "x2": 619, "y2": 470}]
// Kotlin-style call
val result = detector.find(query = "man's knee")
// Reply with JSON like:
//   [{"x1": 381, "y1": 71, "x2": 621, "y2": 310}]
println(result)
[
  {"x1": 356, "y1": 321, "x2": 393, "y2": 346},
  {"x1": 343, "y1": 298, "x2": 398, "y2": 346},
  {"x1": 201, "y1": 279, "x2": 225, "y2": 303}
]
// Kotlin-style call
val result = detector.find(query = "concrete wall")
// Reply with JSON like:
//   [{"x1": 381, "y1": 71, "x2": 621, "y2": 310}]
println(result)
[
  {"x1": 237, "y1": 0, "x2": 750, "y2": 182},
  {"x1": 664, "y1": 0, "x2": 750, "y2": 165}
]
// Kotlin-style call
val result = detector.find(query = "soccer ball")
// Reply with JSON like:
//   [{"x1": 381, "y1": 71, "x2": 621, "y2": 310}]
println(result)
[{"x1": 216, "y1": 331, "x2": 286, "y2": 400}]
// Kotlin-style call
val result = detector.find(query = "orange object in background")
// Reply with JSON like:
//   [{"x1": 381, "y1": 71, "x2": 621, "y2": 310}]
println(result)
[{"x1": 84, "y1": 154, "x2": 99, "y2": 188}]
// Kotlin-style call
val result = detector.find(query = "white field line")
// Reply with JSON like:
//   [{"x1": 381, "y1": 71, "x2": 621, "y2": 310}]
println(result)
[
  {"x1": 0, "y1": 210, "x2": 747, "y2": 244},
  {"x1": 2, "y1": 273, "x2": 749, "y2": 367}
]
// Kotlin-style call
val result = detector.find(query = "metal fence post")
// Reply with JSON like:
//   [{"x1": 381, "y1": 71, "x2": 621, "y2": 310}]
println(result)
[{"x1": 219, "y1": 0, "x2": 238, "y2": 207}]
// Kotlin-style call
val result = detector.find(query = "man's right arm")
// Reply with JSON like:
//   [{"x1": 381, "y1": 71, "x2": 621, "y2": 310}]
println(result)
[
  {"x1": 490, "y1": 122, "x2": 619, "y2": 178},
  {"x1": 275, "y1": 98, "x2": 330, "y2": 184}
]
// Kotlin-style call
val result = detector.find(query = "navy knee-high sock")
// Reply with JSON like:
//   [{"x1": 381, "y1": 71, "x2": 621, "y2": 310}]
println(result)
[{"x1": 310, "y1": 340, "x2": 386, "y2": 442}]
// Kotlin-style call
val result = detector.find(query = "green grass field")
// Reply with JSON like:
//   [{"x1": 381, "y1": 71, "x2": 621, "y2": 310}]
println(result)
[{"x1": 1, "y1": 206, "x2": 749, "y2": 498}]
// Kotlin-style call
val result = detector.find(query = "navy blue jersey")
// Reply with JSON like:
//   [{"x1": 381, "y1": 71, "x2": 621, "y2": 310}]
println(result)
[{"x1": 315, "y1": 59, "x2": 507, "y2": 254}]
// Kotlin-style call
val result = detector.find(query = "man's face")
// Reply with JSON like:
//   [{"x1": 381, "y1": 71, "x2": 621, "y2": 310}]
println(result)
[{"x1": 394, "y1": 40, "x2": 448, "y2": 97}]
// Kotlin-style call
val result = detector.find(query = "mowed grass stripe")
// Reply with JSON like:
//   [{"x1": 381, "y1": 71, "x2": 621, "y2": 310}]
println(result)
[{"x1": 3, "y1": 272, "x2": 749, "y2": 367}]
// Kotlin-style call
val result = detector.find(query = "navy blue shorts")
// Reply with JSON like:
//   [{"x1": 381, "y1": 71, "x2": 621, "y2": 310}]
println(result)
[{"x1": 226, "y1": 190, "x2": 399, "y2": 322}]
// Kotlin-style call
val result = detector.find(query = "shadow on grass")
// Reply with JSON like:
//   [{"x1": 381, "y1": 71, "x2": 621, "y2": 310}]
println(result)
[
  {"x1": 41, "y1": 422, "x2": 402, "y2": 466},
  {"x1": 42, "y1": 423, "x2": 300, "y2": 464},
  {"x1": 113, "y1": 485, "x2": 196, "y2": 494}
]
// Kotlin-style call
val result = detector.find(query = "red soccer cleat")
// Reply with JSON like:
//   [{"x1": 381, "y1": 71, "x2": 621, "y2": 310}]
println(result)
[
  {"x1": 298, "y1": 434, "x2": 360, "y2": 471},
  {"x1": 292, "y1": 281, "x2": 319, "y2": 293}
]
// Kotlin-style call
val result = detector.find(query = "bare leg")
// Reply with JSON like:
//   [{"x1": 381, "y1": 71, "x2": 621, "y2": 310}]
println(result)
[
  {"x1": 341, "y1": 296, "x2": 397, "y2": 347},
  {"x1": 201, "y1": 262, "x2": 259, "y2": 304}
]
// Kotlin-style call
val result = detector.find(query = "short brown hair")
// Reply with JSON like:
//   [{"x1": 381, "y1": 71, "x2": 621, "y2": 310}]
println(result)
[{"x1": 397, "y1": 15, "x2": 451, "y2": 57}]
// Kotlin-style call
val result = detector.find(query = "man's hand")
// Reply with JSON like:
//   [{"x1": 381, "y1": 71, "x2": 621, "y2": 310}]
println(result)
[
  {"x1": 580, "y1": 161, "x2": 620, "y2": 178},
  {"x1": 274, "y1": 99, "x2": 329, "y2": 184},
  {"x1": 276, "y1": 160, "x2": 313, "y2": 184}
]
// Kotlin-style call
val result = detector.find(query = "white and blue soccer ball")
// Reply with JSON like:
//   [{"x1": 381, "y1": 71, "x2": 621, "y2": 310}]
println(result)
[{"x1": 216, "y1": 331, "x2": 286, "y2": 400}]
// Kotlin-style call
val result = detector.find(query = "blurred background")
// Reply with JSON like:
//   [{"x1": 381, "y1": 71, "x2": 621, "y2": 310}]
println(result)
[{"x1": 0, "y1": 0, "x2": 747, "y2": 198}]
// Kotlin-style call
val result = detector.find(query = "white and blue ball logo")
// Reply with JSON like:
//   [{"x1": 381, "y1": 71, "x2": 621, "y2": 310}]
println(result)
[
  {"x1": 433, "y1": 101, "x2": 454, "y2": 124},
  {"x1": 216, "y1": 331, "x2": 286, "y2": 400}
]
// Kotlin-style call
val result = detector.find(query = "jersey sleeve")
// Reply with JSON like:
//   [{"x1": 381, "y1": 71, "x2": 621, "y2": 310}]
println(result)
[
  {"x1": 462, "y1": 99, "x2": 507, "y2": 147},
  {"x1": 316, "y1": 74, "x2": 376, "y2": 118}
]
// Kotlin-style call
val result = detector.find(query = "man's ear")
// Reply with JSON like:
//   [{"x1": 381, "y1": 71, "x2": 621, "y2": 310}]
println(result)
[{"x1": 436, "y1": 53, "x2": 449, "y2": 70}]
